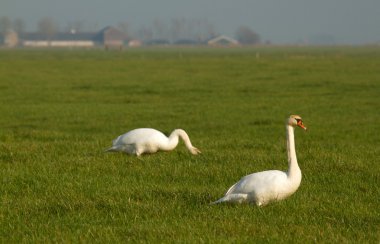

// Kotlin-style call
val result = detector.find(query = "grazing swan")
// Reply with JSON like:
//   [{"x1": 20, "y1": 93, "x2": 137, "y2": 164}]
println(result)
[
  {"x1": 212, "y1": 115, "x2": 307, "y2": 206},
  {"x1": 106, "y1": 128, "x2": 201, "y2": 156}
]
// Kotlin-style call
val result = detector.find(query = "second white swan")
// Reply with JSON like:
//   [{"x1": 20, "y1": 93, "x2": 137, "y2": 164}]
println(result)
[
  {"x1": 212, "y1": 115, "x2": 307, "y2": 206},
  {"x1": 106, "y1": 128, "x2": 201, "y2": 156}
]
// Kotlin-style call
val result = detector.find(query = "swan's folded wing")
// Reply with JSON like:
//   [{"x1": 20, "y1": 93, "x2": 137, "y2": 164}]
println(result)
[{"x1": 225, "y1": 170, "x2": 287, "y2": 195}]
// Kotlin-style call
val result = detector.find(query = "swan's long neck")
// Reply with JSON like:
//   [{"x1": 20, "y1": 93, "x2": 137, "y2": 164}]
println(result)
[
  {"x1": 286, "y1": 125, "x2": 301, "y2": 180},
  {"x1": 166, "y1": 129, "x2": 194, "y2": 152},
  {"x1": 163, "y1": 131, "x2": 179, "y2": 151}
]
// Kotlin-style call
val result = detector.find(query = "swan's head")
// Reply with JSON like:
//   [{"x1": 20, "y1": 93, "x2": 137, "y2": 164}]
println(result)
[
  {"x1": 288, "y1": 115, "x2": 307, "y2": 130},
  {"x1": 190, "y1": 147, "x2": 201, "y2": 155}
]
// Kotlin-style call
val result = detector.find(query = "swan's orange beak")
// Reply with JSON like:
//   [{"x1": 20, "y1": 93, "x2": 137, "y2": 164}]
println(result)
[{"x1": 297, "y1": 120, "x2": 307, "y2": 131}]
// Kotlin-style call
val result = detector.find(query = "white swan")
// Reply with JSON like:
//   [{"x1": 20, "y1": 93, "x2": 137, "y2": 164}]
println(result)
[
  {"x1": 212, "y1": 115, "x2": 307, "y2": 206},
  {"x1": 106, "y1": 128, "x2": 201, "y2": 156}
]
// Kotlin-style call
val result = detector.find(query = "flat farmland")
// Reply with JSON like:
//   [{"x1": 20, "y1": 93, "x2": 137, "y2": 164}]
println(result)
[{"x1": 0, "y1": 47, "x2": 379, "y2": 242}]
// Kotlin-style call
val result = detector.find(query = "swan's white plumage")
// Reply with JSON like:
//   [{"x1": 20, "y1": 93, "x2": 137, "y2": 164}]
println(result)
[
  {"x1": 212, "y1": 115, "x2": 306, "y2": 206},
  {"x1": 106, "y1": 128, "x2": 200, "y2": 156}
]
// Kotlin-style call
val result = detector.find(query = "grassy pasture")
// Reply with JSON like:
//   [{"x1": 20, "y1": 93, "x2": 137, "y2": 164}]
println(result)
[{"x1": 0, "y1": 47, "x2": 379, "y2": 242}]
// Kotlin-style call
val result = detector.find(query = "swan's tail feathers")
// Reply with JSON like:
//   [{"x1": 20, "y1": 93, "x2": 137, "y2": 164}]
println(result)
[
  {"x1": 104, "y1": 146, "x2": 120, "y2": 152},
  {"x1": 105, "y1": 144, "x2": 134, "y2": 154},
  {"x1": 210, "y1": 197, "x2": 227, "y2": 205},
  {"x1": 210, "y1": 194, "x2": 248, "y2": 205},
  {"x1": 104, "y1": 147, "x2": 116, "y2": 152}
]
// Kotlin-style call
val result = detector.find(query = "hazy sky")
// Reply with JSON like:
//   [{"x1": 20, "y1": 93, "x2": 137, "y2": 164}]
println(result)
[{"x1": 2, "y1": 0, "x2": 380, "y2": 44}]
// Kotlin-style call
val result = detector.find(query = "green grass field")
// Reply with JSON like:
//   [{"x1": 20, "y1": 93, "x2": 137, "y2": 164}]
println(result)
[{"x1": 0, "y1": 47, "x2": 379, "y2": 242}]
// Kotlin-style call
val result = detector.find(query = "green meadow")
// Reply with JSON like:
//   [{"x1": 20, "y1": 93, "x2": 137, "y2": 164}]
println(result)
[{"x1": 0, "y1": 47, "x2": 379, "y2": 242}]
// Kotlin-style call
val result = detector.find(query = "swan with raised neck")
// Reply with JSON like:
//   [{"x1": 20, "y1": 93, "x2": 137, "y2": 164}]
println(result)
[{"x1": 212, "y1": 115, "x2": 307, "y2": 206}]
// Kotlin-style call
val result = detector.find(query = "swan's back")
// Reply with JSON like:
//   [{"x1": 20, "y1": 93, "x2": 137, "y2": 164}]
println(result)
[
  {"x1": 114, "y1": 128, "x2": 167, "y2": 145},
  {"x1": 107, "y1": 128, "x2": 169, "y2": 155}
]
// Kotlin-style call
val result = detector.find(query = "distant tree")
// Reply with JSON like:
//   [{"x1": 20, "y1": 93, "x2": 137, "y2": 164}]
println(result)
[
  {"x1": 206, "y1": 22, "x2": 216, "y2": 39},
  {"x1": 169, "y1": 17, "x2": 203, "y2": 41},
  {"x1": 0, "y1": 16, "x2": 12, "y2": 33},
  {"x1": 133, "y1": 18, "x2": 218, "y2": 43},
  {"x1": 38, "y1": 17, "x2": 58, "y2": 40},
  {"x1": 170, "y1": 18, "x2": 183, "y2": 41},
  {"x1": 117, "y1": 21, "x2": 129, "y2": 37},
  {"x1": 235, "y1": 26, "x2": 260, "y2": 45},
  {"x1": 153, "y1": 19, "x2": 167, "y2": 40},
  {"x1": 13, "y1": 18, "x2": 26, "y2": 34},
  {"x1": 135, "y1": 26, "x2": 153, "y2": 42},
  {"x1": 65, "y1": 20, "x2": 84, "y2": 33},
  {"x1": 85, "y1": 22, "x2": 99, "y2": 32},
  {"x1": 193, "y1": 18, "x2": 216, "y2": 41}
]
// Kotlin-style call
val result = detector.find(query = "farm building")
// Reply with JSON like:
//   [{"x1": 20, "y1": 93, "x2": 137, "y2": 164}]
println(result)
[
  {"x1": 208, "y1": 35, "x2": 239, "y2": 46},
  {"x1": 20, "y1": 32, "x2": 96, "y2": 47},
  {"x1": 1, "y1": 26, "x2": 127, "y2": 48},
  {"x1": 2, "y1": 30, "x2": 18, "y2": 47},
  {"x1": 94, "y1": 26, "x2": 127, "y2": 49}
]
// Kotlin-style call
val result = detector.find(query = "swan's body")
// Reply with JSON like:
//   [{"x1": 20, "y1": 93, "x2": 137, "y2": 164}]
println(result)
[
  {"x1": 106, "y1": 128, "x2": 201, "y2": 156},
  {"x1": 212, "y1": 115, "x2": 307, "y2": 206}
]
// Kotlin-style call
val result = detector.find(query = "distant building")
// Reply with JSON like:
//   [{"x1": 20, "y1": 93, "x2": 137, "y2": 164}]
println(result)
[
  {"x1": 95, "y1": 26, "x2": 126, "y2": 49},
  {"x1": 1, "y1": 26, "x2": 127, "y2": 49},
  {"x1": 21, "y1": 32, "x2": 96, "y2": 47},
  {"x1": 208, "y1": 35, "x2": 239, "y2": 46},
  {"x1": 3, "y1": 30, "x2": 18, "y2": 47},
  {"x1": 128, "y1": 39, "x2": 142, "y2": 47}
]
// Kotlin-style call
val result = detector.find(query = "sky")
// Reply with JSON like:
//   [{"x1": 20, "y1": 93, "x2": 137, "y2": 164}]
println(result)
[{"x1": 2, "y1": 0, "x2": 380, "y2": 44}]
